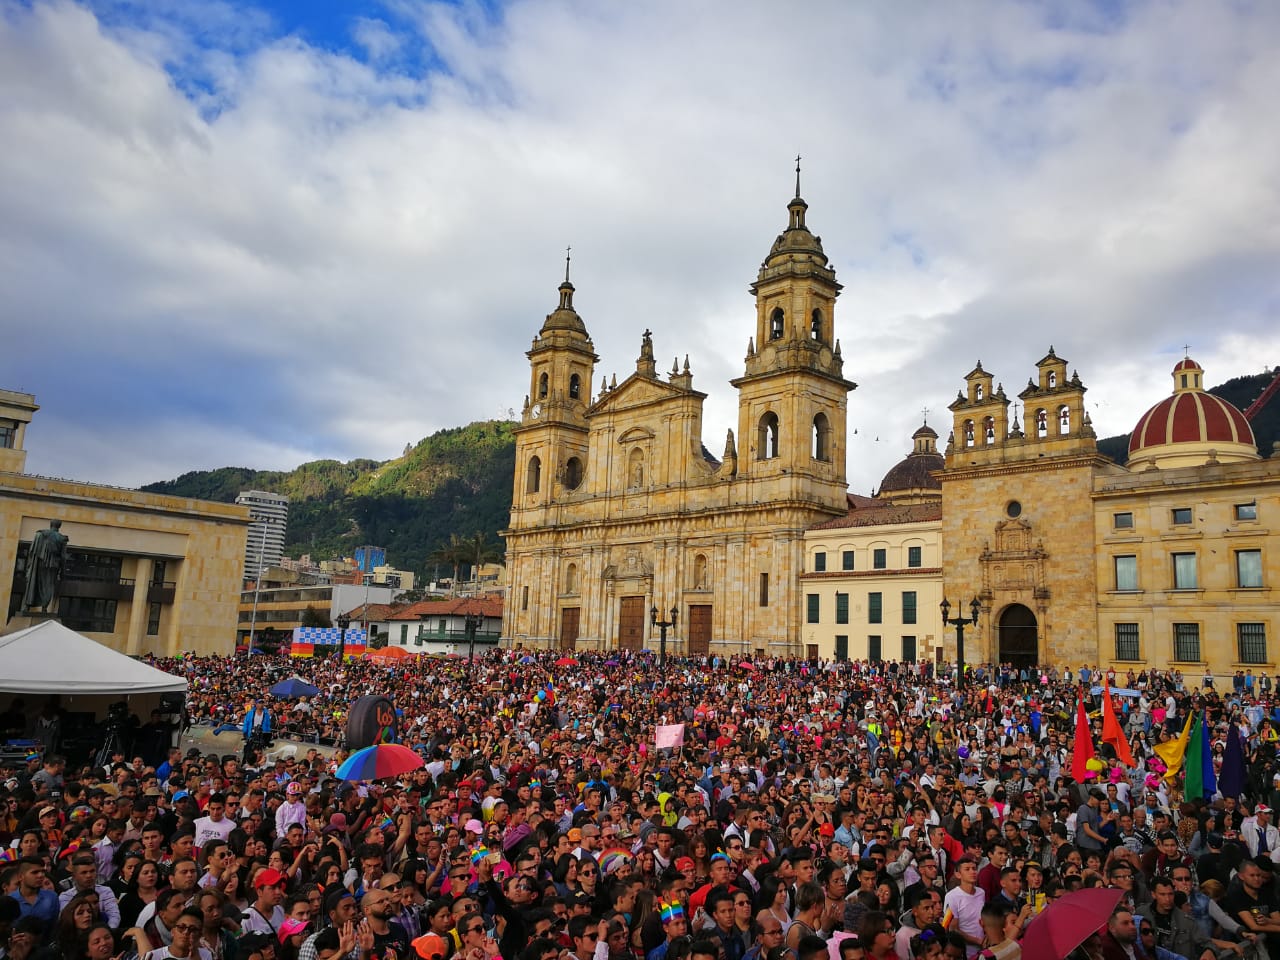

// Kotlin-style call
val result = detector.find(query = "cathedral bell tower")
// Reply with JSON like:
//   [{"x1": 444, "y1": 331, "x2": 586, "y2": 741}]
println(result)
[
  {"x1": 510, "y1": 254, "x2": 599, "y2": 524},
  {"x1": 730, "y1": 163, "x2": 854, "y2": 512}
]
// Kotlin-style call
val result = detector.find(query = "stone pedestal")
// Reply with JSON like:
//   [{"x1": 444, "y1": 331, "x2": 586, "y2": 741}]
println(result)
[{"x1": 2, "y1": 611, "x2": 60, "y2": 636}]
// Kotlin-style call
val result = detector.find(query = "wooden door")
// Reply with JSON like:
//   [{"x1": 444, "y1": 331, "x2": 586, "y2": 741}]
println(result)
[
  {"x1": 559, "y1": 608, "x2": 580, "y2": 650},
  {"x1": 687, "y1": 604, "x2": 712, "y2": 656},
  {"x1": 618, "y1": 596, "x2": 645, "y2": 651}
]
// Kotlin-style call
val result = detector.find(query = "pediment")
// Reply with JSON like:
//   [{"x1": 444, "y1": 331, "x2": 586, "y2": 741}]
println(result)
[
  {"x1": 588, "y1": 373, "x2": 693, "y2": 416},
  {"x1": 617, "y1": 426, "x2": 655, "y2": 443}
]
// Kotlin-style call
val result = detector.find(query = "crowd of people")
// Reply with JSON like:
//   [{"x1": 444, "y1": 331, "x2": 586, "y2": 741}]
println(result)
[{"x1": 5, "y1": 649, "x2": 1280, "y2": 960}]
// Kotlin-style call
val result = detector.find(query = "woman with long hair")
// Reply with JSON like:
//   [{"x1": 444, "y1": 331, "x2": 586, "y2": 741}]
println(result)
[
  {"x1": 79, "y1": 925, "x2": 116, "y2": 960},
  {"x1": 119, "y1": 860, "x2": 162, "y2": 931},
  {"x1": 752, "y1": 874, "x2": 791, "y2": 934},
  {"x1": 53, "y1": 893, "x2": 100, "y2": 960}
]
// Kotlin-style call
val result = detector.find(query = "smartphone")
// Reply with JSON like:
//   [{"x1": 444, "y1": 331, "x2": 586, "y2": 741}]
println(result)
[{"x1": 486, "y1": 852, "x2": 501, "y2": 866}]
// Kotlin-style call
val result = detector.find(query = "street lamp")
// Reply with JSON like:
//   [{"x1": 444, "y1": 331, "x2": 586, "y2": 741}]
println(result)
[
  {"x1": 940, "y1": 596, "x2": 982, "y2": 690},
  {"x1": 464, "y1": 610, "x2": 485, "y2": 662},
  {"x1": 336, "y1": 612, "x2": 350, "y2": 662},
  {"x1": 650, "y1": 604, "x2": 678, "y2": 668}
]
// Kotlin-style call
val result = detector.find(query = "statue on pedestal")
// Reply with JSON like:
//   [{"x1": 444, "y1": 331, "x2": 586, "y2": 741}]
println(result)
[{"x1": 22, "y1": 520, "x2": 69, "y2": 614}]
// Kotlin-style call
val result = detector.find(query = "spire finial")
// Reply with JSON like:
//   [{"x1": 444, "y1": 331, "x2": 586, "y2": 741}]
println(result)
[
  {"x1": 921, "y1": 406, "x2": 929, "y2": 426},
  {"x1": 794, "y1": 154, "x2": 802, "y2": 198},
  {"x1": 1184, "y1": 342, "x2": 1191, "y2": 357},
  {"x1": 564, "y1": 245, "x2": 571, "y2": 284}
]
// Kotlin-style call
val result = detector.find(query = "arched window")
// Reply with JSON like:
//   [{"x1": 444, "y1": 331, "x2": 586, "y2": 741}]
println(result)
[
  {"x1": 812, "y1": 413, "x2": 831, "y2": 461},
  {"x1": 1059, "y1": 405, "x2": 1071, "y2": 435},
  {"x1": 537, "y1": 373, "x2": 548, "y2": 399},
  {"x1": 769, "y1": 308, "x2": 784, "y2": 340},
  {"x1": 526, "y1": 456, "x2": 541, "y2": 494},
  {"x1": 1036, "y1": 409, "x2": 1048, "y2": 438},
  {"x1": 810, "y1": 308, "x2": 823, "y2": 342},
  {"x1": 627, "y1": 448, "x2": 644, "y2": 489},
  {"x1": 964, "y1": 420, "x2": 975, "y2": 448},
  {"x1": 693, "y1": 554, "x2": 708, "y2": 589},
  {"x1": 569, "y1": 374, "x2": 581, "y2": 400},
  {"x1": 565, "y1": 563, "x2": 578, "y2": 594},
  {"x1": 984, "y1": 416, "x2": 995, "y2": 444},
  {"x1": 758, "y1": 412, "x2": 780, "y2": 459},
  {"x1": 563, "y1": 456, "x2": 583, "y2": 490},
  {"x1": 975, "y1": 383, "x2": 984, "y2": 401},
  {"x1": 1048, "y1": 371, "x2": 1057, "y2": 388}
]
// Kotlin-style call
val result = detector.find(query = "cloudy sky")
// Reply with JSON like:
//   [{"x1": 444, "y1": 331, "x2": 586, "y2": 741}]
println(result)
[{"x1": 2, "y1": 0, "x2": 1279, "y2": 495}]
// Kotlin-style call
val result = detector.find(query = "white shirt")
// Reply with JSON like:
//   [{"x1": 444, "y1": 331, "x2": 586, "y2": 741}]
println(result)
[
  {"x1": 193, "y1": 815, "x2": 234, "y2": 850},
  {"x1": 943, "y1": 885, "x2": 985, "y2": 958}
]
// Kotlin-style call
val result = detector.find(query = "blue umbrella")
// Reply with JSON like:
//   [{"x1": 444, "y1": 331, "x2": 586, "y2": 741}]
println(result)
[
  {"x1": 271, "y1": 677, "x2": 320, "y2": 699},
  {"x1": 1218, "y1": 724, "x2": 1245, "y2": 800},
  {"x1": 519, "y1": 656, "x2": 537, "y2": 664},
  {"x1": 1090, "y1": 686, "x2": 1141, "y2": 698}
]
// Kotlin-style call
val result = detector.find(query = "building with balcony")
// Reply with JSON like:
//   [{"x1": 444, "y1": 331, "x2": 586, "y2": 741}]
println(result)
[
  {"x1": 380, "y1": 597, "x2": 503, "y2": 655},
  {"x1": 0, "y1": 391, "x2": 250, "y2": 656}
]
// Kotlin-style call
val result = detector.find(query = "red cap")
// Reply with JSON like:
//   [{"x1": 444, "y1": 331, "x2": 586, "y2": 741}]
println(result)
[
  {"x1": 675, "y1": 856, "x2": 695, "y2": 871},
  {"x1": 254, "y1": 867, "x2": 288, "y2": 889}
]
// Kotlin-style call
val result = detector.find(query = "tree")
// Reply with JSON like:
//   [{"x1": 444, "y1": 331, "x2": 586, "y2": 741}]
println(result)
[
  {"x1": 427, "y1": 533, "x2": 468, "y2": 594},
  {"x1": 459, "y1": 531, "x2": 503, "y2": 582},
  {"x1": 300, "y1": 605, "x2": 332, "y2": 628}
]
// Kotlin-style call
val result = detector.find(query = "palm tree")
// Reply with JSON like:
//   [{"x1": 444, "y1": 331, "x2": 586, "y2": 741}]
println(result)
[
  {"x1": 459, "y1": 532, "x2": 503, "y2": 585},
  {"x1": 426, "y1": 534, "x2": 467, "y2": 594}
]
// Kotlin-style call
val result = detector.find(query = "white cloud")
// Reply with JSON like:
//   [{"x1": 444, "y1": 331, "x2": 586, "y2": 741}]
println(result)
[{"x1": 0, "y1": 0, "x2": 1278, "y2": 498}]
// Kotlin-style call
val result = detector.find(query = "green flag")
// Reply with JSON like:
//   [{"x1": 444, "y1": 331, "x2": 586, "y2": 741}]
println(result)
[{"x1": 1184, "y1": 710, "x2": 1205, "y2": 799}]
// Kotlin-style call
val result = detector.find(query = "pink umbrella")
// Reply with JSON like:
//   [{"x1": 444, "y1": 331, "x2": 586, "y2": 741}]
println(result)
[
  {"x1": 738, "y1": 661, "x2": 756, "y2": 671},
  {"x1": 1019, "y1": 887, "x2": 1122, "y2": 959}
]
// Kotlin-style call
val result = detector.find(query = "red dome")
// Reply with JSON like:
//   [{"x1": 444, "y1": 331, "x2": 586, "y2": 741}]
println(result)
[
  {"x1": 1172, "y1": 357, "x2": 1203, "y2": 373},
  {"x1": 1128, "y1": 390, "x2": 1254, "y2": 455}
]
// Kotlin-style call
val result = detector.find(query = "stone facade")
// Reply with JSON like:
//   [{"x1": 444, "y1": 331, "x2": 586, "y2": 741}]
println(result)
[
  {"x1": 1, "y1": 472, "x2": 250, "y2": 656},
  {"x1": 502, "y1": 184, "x2": 855, "y2": 654}
]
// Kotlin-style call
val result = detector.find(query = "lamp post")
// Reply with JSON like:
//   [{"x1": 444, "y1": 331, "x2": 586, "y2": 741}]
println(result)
[
  {"x1": 939, "y1": 596, "x2": 982, "y2": 690},
  {"x1": 336, "y1": 612, "x2": 350, "y2": 663},
  {"x1": 464, "y1": 610, "x2": 485, "y2": 663},
  {"x1": 650, "y1": 604, "x2": 678, "y2": 668}
]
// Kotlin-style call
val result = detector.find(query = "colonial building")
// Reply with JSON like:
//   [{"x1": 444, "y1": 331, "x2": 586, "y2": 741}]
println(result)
[
  {"x1": 801, "y1": 424, "x2": 944, "y2": 662},
  {"x1": 939, "y1": 352, "x2": 1280, "y2": 676},
  {"x1": 1, "y1": 390, "x2": 250, "y2": 656},
  {"x1": 502, "y1": 180, "x2": 856, "y2": 655}
]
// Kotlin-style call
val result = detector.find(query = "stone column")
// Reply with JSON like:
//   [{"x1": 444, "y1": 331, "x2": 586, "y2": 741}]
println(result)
[{"x1": 127, "y1": 558, "x2": 153, "y2": 656}]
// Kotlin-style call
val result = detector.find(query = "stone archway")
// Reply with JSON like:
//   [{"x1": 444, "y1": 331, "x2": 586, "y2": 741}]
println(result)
[{"x1": 998, "y1": 603, "x2": 1038, "y2": 670}]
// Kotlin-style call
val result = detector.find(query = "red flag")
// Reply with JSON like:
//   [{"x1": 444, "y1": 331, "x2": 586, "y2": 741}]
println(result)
[
  {"x1": 1072, "y1": 687, "x2": 1097, "y2": 783},
  {"x1": 1101, "y1": 680, "x2": 1136, "y2": 767}
]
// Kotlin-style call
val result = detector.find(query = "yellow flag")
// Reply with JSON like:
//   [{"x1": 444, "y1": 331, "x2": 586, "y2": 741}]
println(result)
[{"x1": 1153, "y1": 712, "x2": 1195, "y2": 781}]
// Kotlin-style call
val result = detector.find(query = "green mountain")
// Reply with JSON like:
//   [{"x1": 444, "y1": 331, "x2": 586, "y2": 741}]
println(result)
[
  {"x1": 140, "y1": 421, "x2": 517, "y2": 577},
  {"x1": 1097, "y1": 368, "x2": 1280, "y2": 464}
]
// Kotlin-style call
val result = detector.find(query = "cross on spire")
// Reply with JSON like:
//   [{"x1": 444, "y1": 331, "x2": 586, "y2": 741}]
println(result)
[
  {"x1": 564, "y1": 245, "x2": 572, "y2": 283},
  {"x1": 921, "y1": 406, "x2": 930, "y2": 425},
  {"x1": 1183, "y1": 343, "x2": 1191, "y2": 357},
  {"x1": 794, "y1": 154, "x2": 802, "y2": 198}
]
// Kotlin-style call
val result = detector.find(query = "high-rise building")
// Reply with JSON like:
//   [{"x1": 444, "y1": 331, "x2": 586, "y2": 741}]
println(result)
[{"x1": 236, "y1": 490, "x2": 289, "y2": 579}]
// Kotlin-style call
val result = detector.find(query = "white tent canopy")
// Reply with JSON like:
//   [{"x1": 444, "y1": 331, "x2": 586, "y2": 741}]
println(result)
[{"x1": 0, "y1": 620, "x2": 187, "y2": 695}]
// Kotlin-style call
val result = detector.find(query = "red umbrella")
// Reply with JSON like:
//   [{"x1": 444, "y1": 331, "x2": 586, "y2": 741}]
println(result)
[
  {"x1": 555, "y1": 657, "x2": 577, "y2": 667},
  {"x1": 738, "y1": 661, "x2": 756, "y2": 671},
  {"x1": 1019, "y1": 887, "x2": 1122, "y2": 959}
]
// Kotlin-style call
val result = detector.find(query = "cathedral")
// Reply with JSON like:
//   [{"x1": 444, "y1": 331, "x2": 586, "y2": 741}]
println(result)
[{"x1": 500, "y1": 179, "x2": 855, "y2": 655}]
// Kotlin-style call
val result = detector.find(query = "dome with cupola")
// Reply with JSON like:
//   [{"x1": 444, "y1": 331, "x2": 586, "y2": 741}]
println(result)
[
  {"x1": 877, "y1": 423, "x2": 944, "y2": 504},
  {"x1": 1127, "y1": 357, "x2": 1258, "y2": 470}
]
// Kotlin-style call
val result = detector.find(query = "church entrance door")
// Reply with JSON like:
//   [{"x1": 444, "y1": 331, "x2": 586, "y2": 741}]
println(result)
[
  {"x1": 559, "y1": 607, "x2": 580, "y2": 650},
  {"x1": 998, "y1": 603, "x2": 1038, "y2": 670},
  {"x1": 618, "y1": 596, "x2": 645, "y2": 651},
  {"x1": 687, "y1": 605, "x2": 712, "y2": 656}
]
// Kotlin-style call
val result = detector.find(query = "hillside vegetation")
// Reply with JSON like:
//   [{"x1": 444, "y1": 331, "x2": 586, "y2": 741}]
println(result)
[{"x1": 141, "y1": 421, "x2": 517, "y2": 576}]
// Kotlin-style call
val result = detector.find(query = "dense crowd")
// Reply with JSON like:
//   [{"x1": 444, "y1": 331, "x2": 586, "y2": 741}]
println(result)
[{"x1": 6, "y1": 651, "x2": 1280, "y2": 960}]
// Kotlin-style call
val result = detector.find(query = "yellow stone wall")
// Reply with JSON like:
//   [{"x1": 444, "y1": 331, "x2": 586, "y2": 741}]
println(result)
[
  {"x1": 0, "y1": 473, "x2": 249, "y2": 656},
  {"x1": 1094, "y1": 457, "x2": 1280, "y2": 675}
]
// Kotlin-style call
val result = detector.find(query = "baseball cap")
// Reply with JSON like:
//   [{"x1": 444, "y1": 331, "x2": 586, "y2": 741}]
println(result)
[
  {"x1": 464, "y1": 819, "x2": 484, "y2": 835},
  {"x1": 567, "y1": 828, "x2": 582, "y2": 843},
  {"x1": 413, "y1": 933, "x2": 448, "y2": 960},
  {"x1": 38, "y1": 806, "x2": 58, "y2": 819},
  {"x1": 675, "y1": 856, "x2": 695, "y2": 871},
  {"x1": 254, "y1": 868, "x2": 287, "y2": 889},
  {"x1": 1258, "y1": 805, "x2": 1274, "y2": 815},
  {"x1": 286, "y1": 782, "x2": 303, "y2": 796},
  {"x1": 278, "y1": 919, "x2": 308, "y2": 943},
  {"x1": 324, "y1": 813, "x2": 349, "y2": 834},
  {"x1": 818, "y1": 823, "x2": 835, "y2": 838}
]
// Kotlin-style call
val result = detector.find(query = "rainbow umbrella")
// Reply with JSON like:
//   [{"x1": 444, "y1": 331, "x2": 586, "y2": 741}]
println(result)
[
  {"x1": 599, "y1": 847, "x2": 634, "y2": 875},
  {"x1": 335, "y1": 743, "x2": 424, "y2": 781}
]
